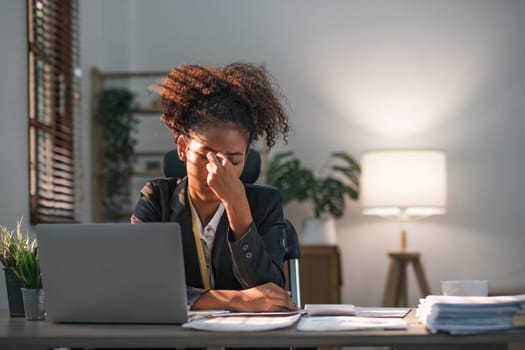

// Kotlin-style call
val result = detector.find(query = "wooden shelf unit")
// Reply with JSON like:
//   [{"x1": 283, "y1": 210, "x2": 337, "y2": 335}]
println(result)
[{"x1": 90, "y1": 68, "x2": 169, "y2": 222}]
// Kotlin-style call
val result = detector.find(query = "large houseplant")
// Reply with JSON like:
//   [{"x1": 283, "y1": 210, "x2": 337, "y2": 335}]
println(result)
[
  {"x1": 96, "y1": 88, "x2": 138, "y2": 220},
  {"x1": 267, "y1": 151, "x2": 360, "y2": 244}
]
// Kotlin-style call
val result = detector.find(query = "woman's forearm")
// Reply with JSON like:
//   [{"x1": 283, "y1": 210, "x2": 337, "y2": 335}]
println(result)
[
  {"x1": 191, "y1": 289, "x2": 242, "y2": 310},
  {"x1": 224, "y1": 195, "x2": 252, "y2": 240},
  {"x1": 190, "y1": 282, "x2": 297, "y2": 312}
]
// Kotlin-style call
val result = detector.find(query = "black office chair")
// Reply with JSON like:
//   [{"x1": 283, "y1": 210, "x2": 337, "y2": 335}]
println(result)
[
  {"x1": 163, "y1": 148, "x2": 302, "y2": 308},
  {"x1": 163, "y1": 148, "x2": 263, "y2": 184},
  {"x1": 283, "y1": 219, "x2": 301, "y2": 308}
]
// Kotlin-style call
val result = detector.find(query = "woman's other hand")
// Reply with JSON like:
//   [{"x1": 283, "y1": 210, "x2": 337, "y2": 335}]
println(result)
[
  {"x1": 191, "y1": 282, "x2": 298, "y2": 312},
  {"x1": 236, "y1": 282, "x2": 298, "y2": 312}
]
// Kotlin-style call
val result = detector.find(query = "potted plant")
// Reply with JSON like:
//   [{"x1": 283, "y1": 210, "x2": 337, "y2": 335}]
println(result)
[
  {"x1": 0, "y1": 218, "x2": 32, "y2": 317},
  {"x1": 0, "y1": 218, "x2": 44, "y2": 320},
  {"x1": 12, "y1": 237, "x2": 44, "y2": 321},
  {"x1": 267, "y1": 151, "x2": 360, "y2": 244},
  {"x1": 96, "y1": 88, "x2": 138, "y2": 221}
]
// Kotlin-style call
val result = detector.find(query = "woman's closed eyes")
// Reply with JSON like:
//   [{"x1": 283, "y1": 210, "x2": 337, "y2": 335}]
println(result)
[{"x1": 187, "y1": 147, "x2": 243, "y2": 166}]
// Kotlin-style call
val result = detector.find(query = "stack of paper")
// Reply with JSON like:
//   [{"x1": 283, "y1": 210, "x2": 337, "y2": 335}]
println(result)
[{"x1": 416, "y1": 294, "x2": 525, "y2": 334}]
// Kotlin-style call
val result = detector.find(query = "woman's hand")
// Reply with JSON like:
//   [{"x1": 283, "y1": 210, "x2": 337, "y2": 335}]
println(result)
[
  {"x1": 205, "y1": 152, "x2": 252, "y2": 238},
  {"x1": 236, "y1": 282, "x2": 298, "y2": 312},
  {"x1": 205, "y1": 152, "x2": 245, "y2": 203},
  {"x1": 191, "y1": 282, "x2": 298, "y2": 312}
]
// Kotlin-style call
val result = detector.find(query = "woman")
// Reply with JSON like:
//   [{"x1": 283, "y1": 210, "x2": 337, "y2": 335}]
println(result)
[{"x1": 131, "y1": 62, "x2": 296, "y2": 312}]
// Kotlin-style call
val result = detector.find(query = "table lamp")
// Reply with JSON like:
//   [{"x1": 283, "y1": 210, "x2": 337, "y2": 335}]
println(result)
[{"x1": 359, "y1": 149, "x2": 447, "y2": 306}]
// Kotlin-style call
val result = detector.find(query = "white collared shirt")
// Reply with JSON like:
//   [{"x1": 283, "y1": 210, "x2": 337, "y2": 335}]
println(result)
[{"x1": 189, "y1": 201, "x2": 225, "y2": 288}]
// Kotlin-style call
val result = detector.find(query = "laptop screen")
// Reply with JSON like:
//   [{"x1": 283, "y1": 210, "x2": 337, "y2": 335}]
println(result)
[{"x1": 37, "y1": 222, "x2": 187, "y2": 324}]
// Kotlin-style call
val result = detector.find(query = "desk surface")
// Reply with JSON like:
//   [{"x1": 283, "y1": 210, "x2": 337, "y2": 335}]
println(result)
[{"x1": 0, "y1": 310, "x2": 524, "y2": 349}]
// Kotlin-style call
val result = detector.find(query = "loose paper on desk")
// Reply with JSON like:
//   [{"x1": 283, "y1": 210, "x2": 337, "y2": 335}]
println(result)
[
  {"x1": 207, "y1": 310, "x2": 303, "y2": 317},
  {"x1": 189, "y1": 310, "x2": 301, "y2": 319},
  {"x1": 355, "y1": 307, "x2": 411, "y2": 318},
  {"x1": 305, "y1": 304, "x2": 356, "y2": 316},
  {"x1": 297, "y1": 316, "x2": 407, "y2": 331},
  {"x1": 304, "y1": 304, "x2": 410, "y2": 318},
  {"x1": 183, "y1": 313, "x2": 301, "y2": 332}
]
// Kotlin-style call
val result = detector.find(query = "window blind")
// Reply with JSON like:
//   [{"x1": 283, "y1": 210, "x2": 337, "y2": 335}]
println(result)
[{"x1": 28, "y1": 0, "x2": 79, "y2": 223}]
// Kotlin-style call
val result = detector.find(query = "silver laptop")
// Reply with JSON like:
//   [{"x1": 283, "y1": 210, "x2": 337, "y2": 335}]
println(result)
[{"x1": 36, "y1": 223, "x2": 188, "y2": 324}]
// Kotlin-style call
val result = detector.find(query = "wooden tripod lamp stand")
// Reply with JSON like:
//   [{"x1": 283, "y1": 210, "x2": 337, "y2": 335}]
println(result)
[{"x1": 360, "y1": 150, "x2": 447, "y2": 307}]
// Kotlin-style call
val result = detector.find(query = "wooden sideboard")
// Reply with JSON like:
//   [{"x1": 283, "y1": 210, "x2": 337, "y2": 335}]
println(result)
[{"x1": 297, "y1": 245, "x2": 342, "y2": 305}]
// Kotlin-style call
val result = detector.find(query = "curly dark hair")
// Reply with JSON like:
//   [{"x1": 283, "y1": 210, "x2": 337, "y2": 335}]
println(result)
[{"x1": 157, "y1": 62, "x2": 289, "y2": 150}]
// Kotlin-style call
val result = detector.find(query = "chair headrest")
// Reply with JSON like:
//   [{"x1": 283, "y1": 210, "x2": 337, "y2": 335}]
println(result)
[
  {"x1": 239, "y1": 148, "x2": 262, "y2": 184},
  {"x1": 163, "y1": 148, "x2": 261, "y2": 184},
  {"x1": 163, "y1": 149, "x2": 186, "y2": 180}
]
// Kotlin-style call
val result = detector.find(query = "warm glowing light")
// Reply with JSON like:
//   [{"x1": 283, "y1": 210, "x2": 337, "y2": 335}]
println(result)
[
  {"x1": 309, "y1": 39, "x2": 487, "y2": 138},
  {"x1": 360, "y1": 150, "x2": 447, "y2": 220}
]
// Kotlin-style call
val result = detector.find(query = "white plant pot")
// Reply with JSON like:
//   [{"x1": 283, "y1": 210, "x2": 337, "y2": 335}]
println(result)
[
  {"x1": 302, "y1": 217, "x2": 337, "y2": 245},
  {"x1": 21, "y1": 288, "x2": 45, "y2": 321}
]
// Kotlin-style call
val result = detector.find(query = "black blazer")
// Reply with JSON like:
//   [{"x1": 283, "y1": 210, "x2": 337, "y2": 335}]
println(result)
[{"x1": 131, "y1": 177, "x2": 287, "y2": 291}]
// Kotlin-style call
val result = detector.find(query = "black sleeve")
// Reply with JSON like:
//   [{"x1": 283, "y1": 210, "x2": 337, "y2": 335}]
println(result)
[
  {"x1": 131, "y1": 178, "x2": 178, "y2": 223},
  {"x1": 227, "y1": 187, "x2": 286, "y2": 288}
]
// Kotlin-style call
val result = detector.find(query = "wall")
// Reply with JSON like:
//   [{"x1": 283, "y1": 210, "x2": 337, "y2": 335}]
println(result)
[
  {"x1": 79, "y1": 0, "x2": 133, "y2": 221},
  {"x1": 0, "y1": 1, "x2": 29, "y2": 309},
  {"x1": 67, "y1": 0, "x2": 525, "y2": 307}
]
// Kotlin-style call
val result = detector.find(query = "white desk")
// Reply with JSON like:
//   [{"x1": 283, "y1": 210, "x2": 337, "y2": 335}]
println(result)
[{"x1": 0, "y1": 310, "x2": 523, "y2": 349}]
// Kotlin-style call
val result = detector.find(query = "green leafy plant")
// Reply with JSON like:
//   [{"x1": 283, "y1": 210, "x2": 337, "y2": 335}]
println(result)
[
  {"x1": 0, "y1": 218, "x2": 41, "y2": 289},
  {"x1": 267, "y1": 151, "x2": 360, "y2": 219},
  {"x1": 0, "y1": 218, "x2": 33, "y2": 270},
  {"x1": 13, "y1": 244, "x2": 41, "y2": 289},
  {"x1": 96, "y1": 88, "x2": 138, "y2": 220}
]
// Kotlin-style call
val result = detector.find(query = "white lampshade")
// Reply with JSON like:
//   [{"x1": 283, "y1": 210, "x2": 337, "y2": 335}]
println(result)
[{"x1": 360, "y1": 150, "x2": 447, "y2": 220}]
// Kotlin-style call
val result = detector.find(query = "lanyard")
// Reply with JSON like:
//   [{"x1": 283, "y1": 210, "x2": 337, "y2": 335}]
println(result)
[{"x1": 188, "y1": 197, "x2": 212, "y2": 290}]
